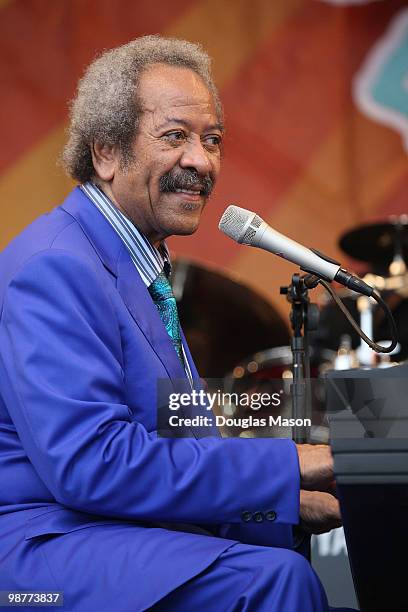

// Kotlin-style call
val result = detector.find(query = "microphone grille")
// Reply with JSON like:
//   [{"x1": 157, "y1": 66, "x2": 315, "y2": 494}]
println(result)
[
  {"x1": 219, "y1": 205, "x2": 262, "y2": 244},
  {"x1": 241, "y1": 214, "x2": 262, "y2": 245}
]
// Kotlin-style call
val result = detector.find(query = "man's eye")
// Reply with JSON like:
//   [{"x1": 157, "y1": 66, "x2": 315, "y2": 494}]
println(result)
[
  {"x1": 202, "y1": 135, "x2": 222, "y2": 148},
  {"x1": 164, "y1": 131, "x2": 186, "y2": 142}
]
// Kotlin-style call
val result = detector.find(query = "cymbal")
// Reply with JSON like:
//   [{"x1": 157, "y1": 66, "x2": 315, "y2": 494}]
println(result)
[{"x1": 339, "y1": 216, "x2": 408, "y2": 267}]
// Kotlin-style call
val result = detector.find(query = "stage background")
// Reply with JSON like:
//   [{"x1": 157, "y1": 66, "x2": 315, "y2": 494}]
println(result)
[{"x1": 1, "y1": 0, "x2": 407, "y2": 321}]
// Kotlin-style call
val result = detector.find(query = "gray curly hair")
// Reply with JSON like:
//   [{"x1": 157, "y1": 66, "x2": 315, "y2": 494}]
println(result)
[{"x1": 62, "y1": 35, "x2": 223, "y2": 183}]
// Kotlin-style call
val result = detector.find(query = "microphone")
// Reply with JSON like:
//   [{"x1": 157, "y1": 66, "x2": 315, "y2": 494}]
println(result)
[{"x1": 219, "y1": 205, "x2": 374, "y2": 297}]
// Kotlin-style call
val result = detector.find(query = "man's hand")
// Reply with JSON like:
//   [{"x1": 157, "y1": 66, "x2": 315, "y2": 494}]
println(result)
[
  {"x1": 296, "y1": 443, "x2": 335, "y2": 492},
  {"x1": 300, "y1": 490, "x2": 342, "y2": 535}
]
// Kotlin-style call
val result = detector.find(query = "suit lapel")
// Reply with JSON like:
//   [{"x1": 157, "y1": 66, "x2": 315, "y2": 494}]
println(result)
[
  {"x1": 116, "y1": 250, "x2": 187, "y2": 382},
  {"x1": 61, "y1": 187, "x2": 187, "y2": 383}
]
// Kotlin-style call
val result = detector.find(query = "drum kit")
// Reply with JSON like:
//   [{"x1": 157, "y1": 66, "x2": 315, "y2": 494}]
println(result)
[{"x1": 174, "y1": 215, "x2": 408, "y2": 439}]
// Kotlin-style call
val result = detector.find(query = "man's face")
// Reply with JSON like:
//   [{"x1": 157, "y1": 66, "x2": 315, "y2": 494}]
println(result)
[{"x1": 108, "y1": 63, "x2": 223, "y2": 246}]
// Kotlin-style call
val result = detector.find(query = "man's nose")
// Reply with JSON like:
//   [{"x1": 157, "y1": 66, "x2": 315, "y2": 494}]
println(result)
[{"x1": 179, "y1": 137, "x2": 211, "y2": 176}]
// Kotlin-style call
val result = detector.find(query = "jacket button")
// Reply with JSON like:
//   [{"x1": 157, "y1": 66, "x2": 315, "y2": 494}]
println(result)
[
  {"x1": 241, "y1": 511, "x2": 252, "y2": 522},
  {"x1": 253, "y1": 511, "x2": 264, "y2": 523},
  {"x1": 265, "y1": 510, "x2": 277, "y2": 522}
]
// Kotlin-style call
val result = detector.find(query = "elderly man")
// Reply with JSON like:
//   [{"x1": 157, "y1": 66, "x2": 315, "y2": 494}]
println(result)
[{"x1": 0, "y1": 36, "x2": 347, "y2": 611}]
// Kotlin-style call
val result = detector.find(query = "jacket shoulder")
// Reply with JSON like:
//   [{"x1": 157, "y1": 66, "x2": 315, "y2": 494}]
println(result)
[{"x1": 0, "y1": 204, "x2": 103, "y2": 301}]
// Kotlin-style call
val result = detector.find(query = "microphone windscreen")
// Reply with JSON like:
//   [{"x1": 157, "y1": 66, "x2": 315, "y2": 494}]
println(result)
[{"x1": 218, "y1": 205, "x2": 256, "y2": 243}]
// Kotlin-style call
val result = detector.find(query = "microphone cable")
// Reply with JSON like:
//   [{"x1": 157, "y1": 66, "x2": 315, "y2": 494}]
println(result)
[{"x1": 317, "y1": 278, "x2": 398, "y2": 354}]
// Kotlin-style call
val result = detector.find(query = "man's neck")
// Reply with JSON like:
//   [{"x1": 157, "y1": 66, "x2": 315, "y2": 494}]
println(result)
[{"x1": 91, "y1": 179, "x2": 163, "y2": 248}]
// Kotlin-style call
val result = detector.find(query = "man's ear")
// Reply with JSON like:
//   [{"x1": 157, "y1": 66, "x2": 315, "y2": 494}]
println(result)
[{"x1": 91, "y1": 141, "x2": 119, "y2": 181}]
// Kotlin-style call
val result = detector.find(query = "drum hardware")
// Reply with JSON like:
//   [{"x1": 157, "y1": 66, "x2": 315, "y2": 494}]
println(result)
[
  {"x1": 316, "y1": 282, "x2": 408, "y2": 366},
  {"x1": 388, "y1": 253, "x2": 406, "y2": 277},
  {"x1": 362, "y1": 271, "x2": 408, "y2": 298},
  {"x1": 332, "y1": 334, "x2": 400, "y2": 371},
  {"x1": 317, "y1": 277, "x2": 398, "y2": 355},
  {"x1": 333, "y1": 216, "x2": 408, "y2": 366},
  {"x1": 172, "y1": 258, "x2": 290, "y2": 379},
  {"x1": 333, "y1": 335, "x2": 358, "y2": 370},
  {"x1": 223, "y1": 345, "x2": 334, "y2": 441},
  {"x1": 324, "y1": 272, "x2": 408, "y2": 366},
  {"x1": 356, "y1": 295, "x2": 375, "y2": 366},
  {"x1": 339, "y1": 215, "x2": 408, "y2": 270}
]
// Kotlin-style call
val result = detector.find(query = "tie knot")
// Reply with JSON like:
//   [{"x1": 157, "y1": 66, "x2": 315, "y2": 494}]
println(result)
[{"x1": 148, "y1": 271, "x2": 174, "y2": 302}]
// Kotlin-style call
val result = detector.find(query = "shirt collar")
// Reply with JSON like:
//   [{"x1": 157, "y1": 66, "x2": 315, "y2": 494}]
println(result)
[{"x1": 80, "y1": 181, "x2": 170, "y2": 287}]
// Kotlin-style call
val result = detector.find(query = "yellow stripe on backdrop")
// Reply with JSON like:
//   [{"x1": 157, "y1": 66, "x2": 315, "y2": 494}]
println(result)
[
  {"x1": 230, "y1": 114, "x2": 408, "y2": 319},
  {"x1": 0, "y1": 126, "x2": 74, "y2": 249},
  {"x1": 0, "y1": 0, "x2": 303, "y2": 249},
  {"x1": 167, "y1": 0, "x2": 303, "y2": 85}
]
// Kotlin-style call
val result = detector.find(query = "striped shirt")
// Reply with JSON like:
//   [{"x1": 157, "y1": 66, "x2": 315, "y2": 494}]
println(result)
[
  {"x1": 81, "y1": 181, "x2": 171, "y2": 285},
  {"x1": 81, "y1": 181, "x2": 193, "y2": 384}
]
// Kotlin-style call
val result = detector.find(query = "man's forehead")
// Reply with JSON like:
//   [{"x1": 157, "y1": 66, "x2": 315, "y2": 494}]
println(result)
[{"x1": 137, "y1": 64, "x2": 218, "y2": 117}]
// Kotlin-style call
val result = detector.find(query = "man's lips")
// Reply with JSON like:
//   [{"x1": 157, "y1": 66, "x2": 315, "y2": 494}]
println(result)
[
  {"x1": 167, "y1": 188, "x2": 204, "y2": 202},
  {"x1": 175, "y1": 187, "x2": 202, "y2": 194}
]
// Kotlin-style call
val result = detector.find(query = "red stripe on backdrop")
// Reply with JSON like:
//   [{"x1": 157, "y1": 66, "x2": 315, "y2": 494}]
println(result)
[
  {"x1": 170, "y1": 0, "x2": 406, "y2": 265},
  {"x1": 0, "y1": 0, "x2": 195, "y2": 174}
]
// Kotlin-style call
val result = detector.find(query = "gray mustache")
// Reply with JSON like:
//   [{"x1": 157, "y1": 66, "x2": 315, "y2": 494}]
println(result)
[{"x1": 159, "y1": 170, "x2": 213, "y2": 197}]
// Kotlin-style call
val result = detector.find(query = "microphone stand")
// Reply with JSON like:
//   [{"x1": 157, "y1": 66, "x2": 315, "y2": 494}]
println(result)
[
  {"x1": 281, "y1": 273, "x2": 320, "y2": 562},
  {"x1": 281, "y1": 273, "x2": 320, "y2": 444}
]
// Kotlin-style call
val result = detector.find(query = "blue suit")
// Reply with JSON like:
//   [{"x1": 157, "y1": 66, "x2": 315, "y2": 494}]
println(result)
[{"x1": 0, "y1": 188, "x2": 328, "y2": 610}]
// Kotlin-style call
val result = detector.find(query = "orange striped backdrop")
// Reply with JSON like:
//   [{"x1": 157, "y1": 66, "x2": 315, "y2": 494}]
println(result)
[{"x1": 1, "y1": 0, "x2": 407, "y2": 318}]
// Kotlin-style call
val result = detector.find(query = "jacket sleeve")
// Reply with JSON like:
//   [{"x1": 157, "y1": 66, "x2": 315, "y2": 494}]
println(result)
[{"x1": 0, "y1": 249, "x2": 300, "y2": 526}]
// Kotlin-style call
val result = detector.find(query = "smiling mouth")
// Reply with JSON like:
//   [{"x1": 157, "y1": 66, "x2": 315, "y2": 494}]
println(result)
[
  {"x1": 175, "y1": 188, "x2": 202, "y2": 196},
  {"x1": 170, "y1": 189, "x2": 203, "y2": 209}
]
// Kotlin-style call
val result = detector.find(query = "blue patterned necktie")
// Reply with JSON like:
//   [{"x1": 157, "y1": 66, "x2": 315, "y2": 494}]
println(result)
[{"x1": 148, "y1": 271, "x2": 184, "y2": 365}]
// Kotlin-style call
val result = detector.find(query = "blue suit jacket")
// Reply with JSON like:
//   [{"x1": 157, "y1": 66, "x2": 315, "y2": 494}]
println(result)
[{"x1": 0, "y1": 187, "x2": 300, "y2": 610}]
